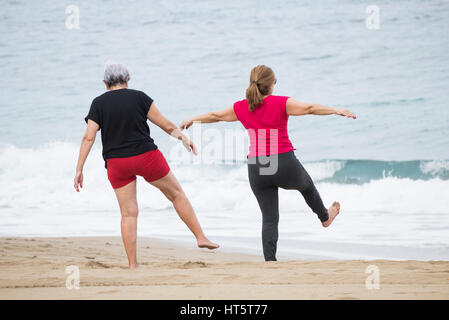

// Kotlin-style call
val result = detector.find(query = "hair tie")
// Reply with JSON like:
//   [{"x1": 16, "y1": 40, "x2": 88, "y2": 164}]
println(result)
[{"x1": 251, "y1": 80, "x2": 258, "y2": 84}]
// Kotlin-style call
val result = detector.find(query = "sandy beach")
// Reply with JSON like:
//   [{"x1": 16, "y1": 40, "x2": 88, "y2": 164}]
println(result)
[{"x1": 0, "y1": 237, "x2": 448, "y2": 300}]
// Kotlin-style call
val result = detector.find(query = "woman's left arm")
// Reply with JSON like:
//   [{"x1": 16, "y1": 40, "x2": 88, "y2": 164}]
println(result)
[
  {"x1": 147, "y1": 102, "x2": 198, "y2": 155},
  {"x1": 286, "y1": 98, "x2": 356, "y2": 119},
  {"x1": 74, "y1": 119, "x2": 99, "y2": 192}
]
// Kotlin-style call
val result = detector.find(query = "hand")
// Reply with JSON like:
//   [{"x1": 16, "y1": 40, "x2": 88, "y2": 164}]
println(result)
[
  {"x1": 180, "y1": 119, "x2": 194, "y2": 130},
  {"x1": 74, "y1": 171, "x2": 83, "y2": 192},
  {"x1": 336, "y1": 109, "x2": 356, "y2": 119},
  {"x1": 182, "y1": 138, "x2": 198, "y2": 155}
]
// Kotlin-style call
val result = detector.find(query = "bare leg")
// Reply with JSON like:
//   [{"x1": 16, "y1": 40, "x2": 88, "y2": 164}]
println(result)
[
  {"x1": 149, "y1": 171, "x2": 219, "y2": 249},
  {"x1": 113, "y1": 180, "x2": 139, "y2": 268},
  {"x1": 322, "y1": 201, "x2": 340, "y2": 228}
]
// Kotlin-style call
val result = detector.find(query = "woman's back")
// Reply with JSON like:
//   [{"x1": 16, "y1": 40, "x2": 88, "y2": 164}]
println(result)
[
  {"x1": 85, "y1": 88, "x2": 157, "y2": 164},
  {"x1": 233, "y1": 95, "x2": 294, "y2": 157}
]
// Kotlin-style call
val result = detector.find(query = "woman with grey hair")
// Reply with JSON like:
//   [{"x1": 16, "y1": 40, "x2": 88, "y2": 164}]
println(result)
[{"x1": 74, "y1": 63, "x2": 219, "y2": 269}]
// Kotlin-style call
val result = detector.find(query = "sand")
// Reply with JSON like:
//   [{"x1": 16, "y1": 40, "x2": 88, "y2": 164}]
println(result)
[{"x1": 0, "y1": 237, "x2": 448, "y2": 300}]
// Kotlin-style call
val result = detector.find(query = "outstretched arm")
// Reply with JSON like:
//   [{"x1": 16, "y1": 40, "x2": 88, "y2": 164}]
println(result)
[
  {"x1": 74, "y1": 119, "x2": 99, "y2": 192},
  {"x1": 147, "y1": 102, "x2": 198, "y2": 154},
  {"x1": 179, "y1": 106, "x2": 238, "y2": 130},
  {"x1": 286, "y1": 98, "x2": 356, "y2": 119}
]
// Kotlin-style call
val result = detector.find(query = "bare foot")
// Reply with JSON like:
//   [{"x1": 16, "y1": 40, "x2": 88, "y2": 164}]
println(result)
[
  {"x1": 129, "y1": 263, "x2": 139, "y2": 269},
  {"x1": 197, "y1": 238, "x2": 220, "y2": 250},
  {"x1": 322, "y1": 201, "x2": 340, "y2": 228}
]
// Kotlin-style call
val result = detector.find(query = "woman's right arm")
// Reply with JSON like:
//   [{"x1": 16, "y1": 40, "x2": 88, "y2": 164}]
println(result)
[
  {"x1": 286, "y1": 98, "x2": 356, "y2": 119},
  {"x1": 179, "y1": 106, "x2": 237, "y2": 130},
  {"x1": 74, "y1": 119, "x2": 99, "y2": 192}
]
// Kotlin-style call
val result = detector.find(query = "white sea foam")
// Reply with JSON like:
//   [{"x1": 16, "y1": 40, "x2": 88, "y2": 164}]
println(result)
[
  {"x1": 0, "y1": 142, "x2": 448, "y2": 260},
  {"x1": 420, "y1": 160, "x2": 449, "y2": 176},
  {"x1": 303, "y1": 160, "x2": 345, "y2": 180}
]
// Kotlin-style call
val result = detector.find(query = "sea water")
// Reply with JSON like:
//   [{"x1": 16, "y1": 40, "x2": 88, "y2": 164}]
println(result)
[{"x1": 0, "y1": 0, "x2": 448, "y2": 260}]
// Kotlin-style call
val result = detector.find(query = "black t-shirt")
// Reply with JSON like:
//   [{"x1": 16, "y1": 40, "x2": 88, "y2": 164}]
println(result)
[{"x1": 85, "y1": 88, "x2": 158, "y2": 168}]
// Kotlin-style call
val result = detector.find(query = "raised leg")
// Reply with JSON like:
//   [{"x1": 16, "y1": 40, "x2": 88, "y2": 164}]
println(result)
[
  {"x1": 113, "y1": 180, "x2": 139, "y2": 269},
  {"x1": 296, "y1": 169, "x2": 341, "y2": 227},
  {"x1": 275, "y1": 154, "x2": 334, "y2": 224},
  {"x1": 298, "y1": 174, "x2": 330, "y2": 223},
  {"x1": 149, "y1": 170, "x2": 219, "y2": 249}
]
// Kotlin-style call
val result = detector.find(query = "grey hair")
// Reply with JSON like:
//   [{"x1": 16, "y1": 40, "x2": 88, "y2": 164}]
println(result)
[{"x1": 103, "y1": 62, "x2": 130, "y2": 87}]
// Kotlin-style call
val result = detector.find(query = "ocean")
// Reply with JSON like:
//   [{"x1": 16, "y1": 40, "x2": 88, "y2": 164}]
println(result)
[{"x1": 0, "y1": 0, "x2": 448, "y2": 260}]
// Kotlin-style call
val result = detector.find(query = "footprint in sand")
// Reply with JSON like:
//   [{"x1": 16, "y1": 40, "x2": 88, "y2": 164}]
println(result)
[
  {"x1": 85, "y1": 261, "x2": 111, "y2": 269},
  {"x1": 181, "y1": 261, "x2": 209, "y2": 269}
]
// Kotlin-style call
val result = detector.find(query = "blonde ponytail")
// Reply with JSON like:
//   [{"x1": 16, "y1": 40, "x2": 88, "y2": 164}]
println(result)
[{"x1": 245, "y1": 65, "x2": 276, "y2": 111}]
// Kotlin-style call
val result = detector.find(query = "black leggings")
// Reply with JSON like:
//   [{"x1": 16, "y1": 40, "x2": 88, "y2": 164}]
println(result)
[{"x1": 248, "y1": 151, "x2": 329, "y2": 261}]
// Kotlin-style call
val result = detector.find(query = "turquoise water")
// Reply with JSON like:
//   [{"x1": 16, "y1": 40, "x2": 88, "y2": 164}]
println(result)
[{"x1": 0, "y1": 0, "x2": 448, "y2": 259}]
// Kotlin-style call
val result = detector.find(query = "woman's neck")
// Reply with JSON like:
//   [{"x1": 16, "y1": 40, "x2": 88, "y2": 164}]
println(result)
[
  {"x1": 263, "y1": 90, "x2": 274, "y2": 99},
  {"x1": 109, "y1": 84, "x2": 128, "y2": 91}
]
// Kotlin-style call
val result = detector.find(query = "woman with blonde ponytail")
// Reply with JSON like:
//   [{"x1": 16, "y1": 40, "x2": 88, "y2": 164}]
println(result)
[{"x1": 180, "y1": 65, "x2": 356, "y2": 261}]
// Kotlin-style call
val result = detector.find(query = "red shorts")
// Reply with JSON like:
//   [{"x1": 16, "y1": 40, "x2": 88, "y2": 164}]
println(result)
[{"x1": 106, "y1": 149, "x2": 170, "y2": 189}]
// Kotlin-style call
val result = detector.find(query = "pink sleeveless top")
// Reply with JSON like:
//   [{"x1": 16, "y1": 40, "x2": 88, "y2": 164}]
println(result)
[{"x1": 233, "y1": 95, "x2": 295, "y2": 157}]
